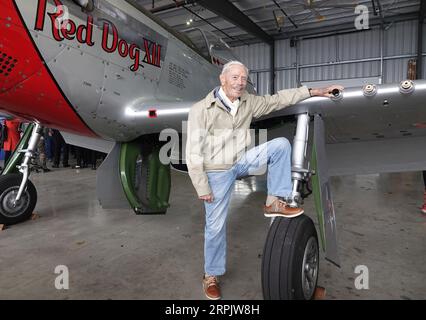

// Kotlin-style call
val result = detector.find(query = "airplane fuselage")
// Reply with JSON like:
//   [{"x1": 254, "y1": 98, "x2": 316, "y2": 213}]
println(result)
[{"x1": 0, "y1": 0, "x2": 221, "y2": 141}]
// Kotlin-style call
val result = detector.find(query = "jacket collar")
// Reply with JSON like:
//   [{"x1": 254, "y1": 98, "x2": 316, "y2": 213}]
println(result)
[{"x1": 206, "y1": 87, "x2": 248, "y2": 109}]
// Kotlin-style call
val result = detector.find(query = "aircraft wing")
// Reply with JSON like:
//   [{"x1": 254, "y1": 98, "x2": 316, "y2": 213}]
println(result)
[{"x1": 255, "y1": 80, "x2": 426, "y2": 176}]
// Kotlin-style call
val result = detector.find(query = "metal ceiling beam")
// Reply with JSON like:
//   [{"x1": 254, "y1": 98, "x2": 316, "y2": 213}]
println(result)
[
  {"x1": 162, "y1": 1, "x2": 418, "y2": 37},
  {"x1": 279, "y1": 12, "x2": 419, "y2": 40},
  {"x1": 271, "y1": 0, "x2": 298, "y2": 28},
  {"x1": 179, "y1": 3, "x2": 249, "y2": 46},
  {"x1": 150, "y1": 0, "x2": 197, "y2": 14},
  {"x1": 196, "y1": 0, "x2": 274, "y2": 45},
  {"x1": 221, "y1": 12, "x2": 419, "y2": 46}
]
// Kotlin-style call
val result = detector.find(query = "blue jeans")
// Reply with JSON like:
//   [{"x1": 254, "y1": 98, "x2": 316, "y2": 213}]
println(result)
[{"x1": 204, "y1": 137, "x2": 293, "y2": 276}]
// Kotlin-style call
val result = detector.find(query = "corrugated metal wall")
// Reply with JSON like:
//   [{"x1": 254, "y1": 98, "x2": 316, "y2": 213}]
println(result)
[
  {"x1": 232, "y1": 43, "x2": 272, "y2": 94},
  {"x1": 233, "y1": 20, "x2": 426, "y2": 94}
]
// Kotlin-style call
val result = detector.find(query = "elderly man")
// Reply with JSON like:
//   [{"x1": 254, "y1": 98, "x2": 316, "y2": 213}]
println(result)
[{"x1": 186, "y1": 60, "x2": 343, "y2": 300}]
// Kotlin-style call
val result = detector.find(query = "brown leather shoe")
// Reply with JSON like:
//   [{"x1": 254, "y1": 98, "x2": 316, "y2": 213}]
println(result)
[
  {"x1": 264, "y1": 199, "x2": 304, "y2": 218},
  {"x1": 203, "y1": 275, "x2": 221, "y2": 300}
]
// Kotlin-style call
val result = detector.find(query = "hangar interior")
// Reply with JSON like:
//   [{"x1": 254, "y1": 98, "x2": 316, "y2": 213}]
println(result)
[
  {"x1": 0, "y1": 0, "x2": 425, "y2": 300},
  {"x1": 142, "y1": 0, "x2": 425, "y2": 93}
]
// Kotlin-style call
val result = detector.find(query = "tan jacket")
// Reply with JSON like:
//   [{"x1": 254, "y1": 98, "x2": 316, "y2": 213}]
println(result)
[{"x1": 186, "y1": 86, "x2": 311, "y2": 197}]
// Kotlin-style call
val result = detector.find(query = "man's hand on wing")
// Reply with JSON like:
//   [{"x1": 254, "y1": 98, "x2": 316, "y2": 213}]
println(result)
[
  {"x1": 311, "y1": 85, "x2": 345, "y2": 98},
  {"x1": 199, "y1": 193, "x2": 214, "y2": 203}
]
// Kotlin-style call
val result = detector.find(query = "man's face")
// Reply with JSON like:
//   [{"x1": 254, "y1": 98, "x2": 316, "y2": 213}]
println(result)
[{"x1": 219, "y1": 65, "x2": 248, "y2": 102}]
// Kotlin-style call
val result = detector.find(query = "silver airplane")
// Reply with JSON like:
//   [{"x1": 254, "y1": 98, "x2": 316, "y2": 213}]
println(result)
[{"x1": 1, "y1": 0, "x2": 426, "y2": 300}]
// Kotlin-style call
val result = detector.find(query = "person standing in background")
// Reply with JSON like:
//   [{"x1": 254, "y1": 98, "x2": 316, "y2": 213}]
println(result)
[
  {"x1": 45, "y1": 128, "x2": 54, "y2": 162},
  {"x1": 52, "y1": 129, "x2": 69, "y2": 168},
  {"x1": 3, "y1": 118, "x2": 21, "y2": 165},
  {"x1": 36, "y1": 128, "x2": 50, "y2": 172}
]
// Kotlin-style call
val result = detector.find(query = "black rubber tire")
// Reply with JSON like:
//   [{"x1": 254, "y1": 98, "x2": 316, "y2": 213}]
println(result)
[
  {"x1": 262, "y1": 215, "x2": 319, "y2": 300},
  {"x1": 0, "y1": 174, "x2": 37, "y2": 226}
]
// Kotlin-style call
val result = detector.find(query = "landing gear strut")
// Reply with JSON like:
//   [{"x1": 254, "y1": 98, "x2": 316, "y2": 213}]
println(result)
[
  {"x1": 0, "y1": 123, "x2": 42, "y2": 225},
  {"x1": 262, "y1": 113, "x2": 320, "y2": 300}
]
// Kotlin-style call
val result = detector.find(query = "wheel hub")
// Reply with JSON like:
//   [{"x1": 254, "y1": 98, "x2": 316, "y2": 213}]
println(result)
[
  {"x1": 1, "y1": 187, "x2": 30, "y2": 218},
  {"x1": 301, "y1": 236, "x2": 319, "y2": 299}
]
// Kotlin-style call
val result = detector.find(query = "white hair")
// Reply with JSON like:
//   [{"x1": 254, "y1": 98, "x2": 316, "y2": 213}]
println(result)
[{"x1": 221, "y1": 61, "x2": 249, "y2": 76}]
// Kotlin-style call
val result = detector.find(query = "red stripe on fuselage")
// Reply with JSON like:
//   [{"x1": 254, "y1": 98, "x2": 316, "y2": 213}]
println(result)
[{"x1": 0, "y1": 1, "x2": 97, "y2": 137}]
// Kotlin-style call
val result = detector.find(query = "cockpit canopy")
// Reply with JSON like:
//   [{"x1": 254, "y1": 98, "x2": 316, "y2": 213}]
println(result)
[
  {"x1": 183, "y1": 28, "x2": 255, "y2": 92},
  {"x1": 183, "y1": 28, "x2": 240, "y2": 66}
]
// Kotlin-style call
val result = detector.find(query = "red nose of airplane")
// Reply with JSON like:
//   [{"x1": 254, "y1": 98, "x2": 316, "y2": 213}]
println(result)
[
  {"x1": 0, "y1": 1, "x2": 95, "y2": 136},
  {"x1": 0, "y1": 52, "x2": 19, "y2": 88},
  {"x1": 0, "y1": 3, "x2": 42, "y2": 95}
]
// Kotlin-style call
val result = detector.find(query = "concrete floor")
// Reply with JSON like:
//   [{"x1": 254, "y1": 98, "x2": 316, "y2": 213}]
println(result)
[{"x1": 0, "y1": 163, "x2": 425, "y2": 300}]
